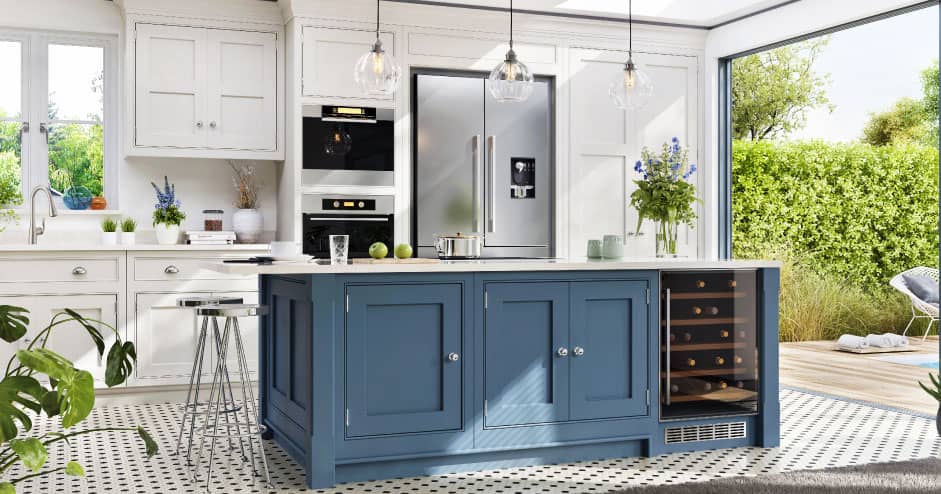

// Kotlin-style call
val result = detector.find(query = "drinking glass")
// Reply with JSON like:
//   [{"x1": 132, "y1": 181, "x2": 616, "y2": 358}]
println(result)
[{"x1": 329, "y1": 235, "x2": 349, "y2": 265}]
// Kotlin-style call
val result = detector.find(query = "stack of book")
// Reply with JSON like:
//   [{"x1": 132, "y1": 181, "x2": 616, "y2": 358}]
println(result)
[{"x1": 186, "y1": 231, "x2": 237, "y2": 245}]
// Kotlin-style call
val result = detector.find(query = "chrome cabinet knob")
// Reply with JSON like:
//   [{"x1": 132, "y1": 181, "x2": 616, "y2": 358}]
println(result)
[
  {"x1": 72, "y1": 266, "x2": 87, "y2": 276},
  {"x1": 447, "y1": 352, "x2": 460, "y2": 362},
  {"x1": 573, "y1": 346, "x2": 585, "y2": 357},
  {"x1": 556, "y1": 347, "x2": 569, "y2": 357},
  {"x1": 209, "y1": 121, "x2": 217, "y2": 128},
  {"x1": 164, "y1": 265, "x2": 180, "y2": 274},
  {"x1": 196, "y1": 121, "x2": 203, "y2": 128}
]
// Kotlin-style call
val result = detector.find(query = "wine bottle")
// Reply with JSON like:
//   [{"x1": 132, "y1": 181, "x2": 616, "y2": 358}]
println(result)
[
  {"x1": 682, "y1": 332, "x2": 692, "y2": 343},
  {"x1": 734, "y1": 380, "x2": 746, "y2": 389},
  {"x1": 714, "y1": 356, "x2": 726, "y2": 366},
  {"x1": 696, "y1": 280, "x2": 706, "y2": 288},
  {"x1": 719, "y1": 329, "x2": 730, "y2": 339},
  {"x1": 692, "y1": 306, "x2": 703, "y2": 315},
  {"x1": 670, "y1": 332, "x2": 677, "y2": 343},
  {"x1": 671, "y1": 379, "x2": 712, "y2": 394},
  {"x1": 737, "y1": 330, "x2": 747, "y2": 339},
  {"x1": 728, "y1": 280, "x2": 737, "y2": 288},
  {"x1": 717, "y1": 380, "x2": 729, "y2": 390},
  {"x1": 733, "y1": 355, "x2": 744, "y2": 365},
  {"x1": 707, "y1": 306, "x2": 720, "y2": 315},
  {"x1": 683, "y1": 357, "x2": 697, "y2": 368}
]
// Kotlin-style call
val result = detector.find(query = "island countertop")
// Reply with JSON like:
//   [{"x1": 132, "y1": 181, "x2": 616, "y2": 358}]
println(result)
[{"x1": 204, "y1": 257, "x2": 781, "y2": 275}]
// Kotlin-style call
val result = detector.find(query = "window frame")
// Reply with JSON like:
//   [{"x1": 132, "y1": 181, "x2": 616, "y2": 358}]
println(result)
[{"x1": 0, "y1": 29, "x2": 118, "y2": 210}]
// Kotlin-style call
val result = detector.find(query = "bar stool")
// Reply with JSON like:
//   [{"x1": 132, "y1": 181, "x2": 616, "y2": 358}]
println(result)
[
  {"x1": 192, "y1": 303, "x2": 271, "y2": 490},
  {"x1": 174, "y1": 295, "x2": 243, "y2": 466}
]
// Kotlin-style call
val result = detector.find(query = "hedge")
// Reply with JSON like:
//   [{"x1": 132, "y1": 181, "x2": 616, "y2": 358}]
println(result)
[{"x1": 732, "y1": 140, "x2": 939, "y2": 291}]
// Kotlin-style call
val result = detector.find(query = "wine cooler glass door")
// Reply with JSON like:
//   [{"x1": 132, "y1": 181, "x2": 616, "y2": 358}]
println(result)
[{"x1": 661, "y1": 271, "x2": 759, "y2": 420}]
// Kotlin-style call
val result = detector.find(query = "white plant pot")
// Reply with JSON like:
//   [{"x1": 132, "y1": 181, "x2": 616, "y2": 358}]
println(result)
[
  {"x1": 154, "y1": 223, "x2": 181, "y2": 245},
  {"x1": 121, "y1": 232, "x2": 136, "y2": 245},
  {"x1": 232, "y1": 208, "x2": 263, "y2": 244},
  {"x1": 101, "y1": 232, "x2": 118, "y2": 245}
]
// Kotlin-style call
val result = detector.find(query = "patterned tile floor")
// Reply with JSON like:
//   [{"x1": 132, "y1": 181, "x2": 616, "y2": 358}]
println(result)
[{"x1": 9, "y1": 388, "x2": 941, "y2": 493}]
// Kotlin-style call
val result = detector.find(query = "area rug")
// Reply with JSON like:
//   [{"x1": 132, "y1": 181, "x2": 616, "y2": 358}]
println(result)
[{"x1": 609, "y1": 457, "x2": 941, "y2": 493}]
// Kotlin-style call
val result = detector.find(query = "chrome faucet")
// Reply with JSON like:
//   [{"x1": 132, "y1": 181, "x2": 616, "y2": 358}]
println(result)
[{"x1": 28, "y1": 186, "x2": 58, "y2": 245}]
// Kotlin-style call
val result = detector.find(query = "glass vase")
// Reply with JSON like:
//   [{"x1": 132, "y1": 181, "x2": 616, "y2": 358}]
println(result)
[{"x1": 655, "y1": 220, "x2": 680, "y2": 258}]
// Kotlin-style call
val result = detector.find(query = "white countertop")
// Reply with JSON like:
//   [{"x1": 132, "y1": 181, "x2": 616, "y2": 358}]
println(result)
[
  {"x1": 205, "y1": 258, "x2": 781, "y2": 275},
  {"x1": 0, "y1": 243, "x2": 270, "y2": 252}
]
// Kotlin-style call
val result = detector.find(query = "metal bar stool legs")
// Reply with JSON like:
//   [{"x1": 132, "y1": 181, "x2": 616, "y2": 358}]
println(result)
[
  {"x1": 173, "y1": 296, "x2": 242, "y2": 466},
  {"x1": 192, "y1": 304, "x2": 271, "y2": 491}
]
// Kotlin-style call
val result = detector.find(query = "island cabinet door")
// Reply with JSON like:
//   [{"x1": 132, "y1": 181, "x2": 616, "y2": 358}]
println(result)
[
  {"x1": 569, "y1": 281, "x2": 649, "y2": 421},
  {"x1": 345, "y1": 283, "x2": 464, "y2": 437},
  {"x1": 484, "y1": 282, "x2": 570, "y2": 427}
]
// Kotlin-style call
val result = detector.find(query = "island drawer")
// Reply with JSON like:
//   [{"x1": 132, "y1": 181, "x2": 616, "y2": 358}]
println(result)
[
  {"x1": 133, "y1": 257, "x2": 252, "y2": 281},
  {"x1": 0, "y1": 257, "x2": 119, "y2": 283}
]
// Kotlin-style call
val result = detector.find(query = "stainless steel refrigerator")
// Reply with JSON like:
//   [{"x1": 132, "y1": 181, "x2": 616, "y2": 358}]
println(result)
[{"x1": 414, "y1": 73, "x2": 553, "y2": 258}]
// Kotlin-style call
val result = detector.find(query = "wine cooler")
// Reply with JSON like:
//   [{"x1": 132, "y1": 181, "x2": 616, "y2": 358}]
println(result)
[{"x1": 661, "y1": 271, "x2": 759, "y2": 420}]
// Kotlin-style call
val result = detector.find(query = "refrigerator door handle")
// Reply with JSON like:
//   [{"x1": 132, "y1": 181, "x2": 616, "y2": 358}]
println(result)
[
  {"x1": 487, "y1": 135, "x2": 496, "y2": 234},
  {"x1": 472, "y1": 135, "x2": 483, "y2": 234}
]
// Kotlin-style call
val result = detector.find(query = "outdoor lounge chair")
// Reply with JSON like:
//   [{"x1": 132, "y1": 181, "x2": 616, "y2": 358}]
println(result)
[{"x1": 890, "y1": 266, "x2": 940, "y2": 341}]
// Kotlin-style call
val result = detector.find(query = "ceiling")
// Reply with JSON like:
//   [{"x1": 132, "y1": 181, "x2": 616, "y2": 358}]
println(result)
[{"x1": 388, "y1": 0, "x2": 799, "y2": 28}]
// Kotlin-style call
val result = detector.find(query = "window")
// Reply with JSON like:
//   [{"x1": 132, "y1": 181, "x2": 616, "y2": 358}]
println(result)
[{"x1": 0, "y1": 31, "x2": 116, "y2": 210}]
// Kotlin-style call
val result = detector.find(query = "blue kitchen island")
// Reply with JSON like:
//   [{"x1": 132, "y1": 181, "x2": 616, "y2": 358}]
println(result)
[{"x1": 211, "y1": 259, "x2": 781, "y2": 489}]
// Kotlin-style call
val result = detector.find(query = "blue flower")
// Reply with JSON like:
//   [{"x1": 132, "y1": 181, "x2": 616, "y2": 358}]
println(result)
[
  {"x1": 690, "y1": 164, "x2": 697, "y2": 174},
  {"x1": 671, "y1": 137, "x2": 679, "y2": 144},
  {"x1": 634, "y1": 161, "x2": 643, "y2": 172}
]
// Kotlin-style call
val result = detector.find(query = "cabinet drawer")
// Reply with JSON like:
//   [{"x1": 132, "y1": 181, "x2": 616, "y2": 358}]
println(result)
[
  {"x1": 133, "y1": 257, "x2": 249, "y2": 281},
  {"x1": 0, "y1": 258, "x2": 119, "y2": 283}
]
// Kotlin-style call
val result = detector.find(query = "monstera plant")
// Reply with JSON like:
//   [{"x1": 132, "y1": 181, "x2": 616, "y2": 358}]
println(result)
[{"x1": 0, "y1": 305, "x2": 157, "y2": 492}]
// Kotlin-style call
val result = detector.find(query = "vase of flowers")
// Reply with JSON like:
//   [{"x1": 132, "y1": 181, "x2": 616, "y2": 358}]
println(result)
[
  {"x1": 229, "y1": 161, "x2": 263, "y2": 243},
  {"x1": 630, "y1": 137, "x2": 699, "y2": 257},
  {"x1": 151, "y1": 176, "x2": 186, "y2": 245}
]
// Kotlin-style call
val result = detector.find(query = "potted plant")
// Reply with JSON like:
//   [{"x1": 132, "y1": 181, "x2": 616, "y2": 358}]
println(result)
[
  {"x1": 0, "y1": 305, "x2": 157, "y2": 491},
  {"x1": 120, "y1": 218, "x2": 137, "y2": 245},
  {"x1": 51, "y1": 169, "x2": 91, "y2": 211},
  {"x1": 151, "y1": 176, "x2": 186, "y2": 245},
  {"x1": 100, "y1": 218, "x2": 118, "y2": 245},
  {"x1": 919, "y1": 373, "x2": 941, "y2": 435},
  {"x1": 630, "y1": 137, "x2": 699, "y2": 257},
  {"x1": 229, "y1": 161, "x2": 263, "y2": 243}
]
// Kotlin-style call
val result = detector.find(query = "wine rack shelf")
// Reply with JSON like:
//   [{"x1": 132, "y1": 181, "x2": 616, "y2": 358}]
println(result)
[
  {"x1": 662, "y1": 368, "x2": 757, "y2": 378},
  {"x1": 661, "y1": 342, "x2": 748, "y2": 352},
  {"x1": 669, "y1": 292, "x2": 747, "y2": 300},
  {"x1": 663, "y1": 317, "x2": 747, "y2": 327}
]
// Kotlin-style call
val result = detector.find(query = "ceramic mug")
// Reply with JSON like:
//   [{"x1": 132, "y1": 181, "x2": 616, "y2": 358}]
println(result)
[
  {"x1": 602, "y1": 234, "x2": 624, "y2": 259},
  {"x1": 587, "y1": 239, "x2": 603, "y2": 259}
]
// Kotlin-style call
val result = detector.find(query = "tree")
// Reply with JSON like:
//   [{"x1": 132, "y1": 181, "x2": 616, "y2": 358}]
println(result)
[
  {"x1": 921, "y1": 59, "x2": 938, "y2": 143},
  {"x1": 861, "y1": 97, "x2": 932, "y2": 146},
  {"x1": 732, "y1": 38, "x2": 834, "y2": 140}
]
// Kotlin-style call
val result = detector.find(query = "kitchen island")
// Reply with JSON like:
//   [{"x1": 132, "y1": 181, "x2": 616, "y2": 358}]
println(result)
[{"x1": 209, "y1": 258, "x2": 781, "y2": 489}]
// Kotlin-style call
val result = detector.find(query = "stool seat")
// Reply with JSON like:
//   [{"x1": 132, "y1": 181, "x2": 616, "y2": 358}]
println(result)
[
  {"x1": 177, "y1": 296, "x2": 243, "y2": 308},
  {"x1": 197, "y1": 304, "x2": 268, "y2": 318}
]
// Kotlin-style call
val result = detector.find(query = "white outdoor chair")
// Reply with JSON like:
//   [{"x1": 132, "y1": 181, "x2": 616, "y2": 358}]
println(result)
[{"x1": 890, "y1": 266, "x2": 940, "y2": 341}]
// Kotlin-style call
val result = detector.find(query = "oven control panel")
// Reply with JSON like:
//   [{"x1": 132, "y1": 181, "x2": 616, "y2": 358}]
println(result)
[{"x1": 322, "y1": 198, "x2": 376, "y2": 211}]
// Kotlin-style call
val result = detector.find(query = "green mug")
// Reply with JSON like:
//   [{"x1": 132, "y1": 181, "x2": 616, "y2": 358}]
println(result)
[{"x1": 587, "y1": 239, "x2": 603, "y2": 259}]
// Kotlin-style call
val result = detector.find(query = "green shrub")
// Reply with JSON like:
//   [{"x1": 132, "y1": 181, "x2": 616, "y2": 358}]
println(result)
[{"x1": 732, "y1": 140, "x2": 939, "y2": 290}]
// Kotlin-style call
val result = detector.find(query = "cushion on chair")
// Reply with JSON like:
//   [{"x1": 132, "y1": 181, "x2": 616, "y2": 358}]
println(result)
[{"x1": 902, "y1": 273, "x2": 940, "y2": 304}]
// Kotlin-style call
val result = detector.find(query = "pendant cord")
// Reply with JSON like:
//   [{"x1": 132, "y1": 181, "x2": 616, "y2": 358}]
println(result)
[
  {"x1": 509, "y1": 0, "x2": 514, "y2": 49},
  {"x1": 376, "y1": 0, "x2": 380, "y2": 38},
  {"x1": 628, "y1": 0, "x2": 632, "y2": 56}
]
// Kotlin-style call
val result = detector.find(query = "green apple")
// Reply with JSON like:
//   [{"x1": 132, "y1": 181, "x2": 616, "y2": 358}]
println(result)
[
  {"x1": 394, "y1": 243, "x2": 413, "y2": 259},
  {"x1": 368, "y1": 242, "x2": 389, "y2": 259}
]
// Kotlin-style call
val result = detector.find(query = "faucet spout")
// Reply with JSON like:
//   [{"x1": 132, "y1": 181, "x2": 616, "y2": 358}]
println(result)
[{"x1": 28, "y1": 186, "x2": 57, "y2": 245}]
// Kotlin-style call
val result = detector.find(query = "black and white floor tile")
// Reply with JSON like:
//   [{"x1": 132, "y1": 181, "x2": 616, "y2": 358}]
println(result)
[{"x1": 8, "y1": 389, "x2": 941, "y2": 493}]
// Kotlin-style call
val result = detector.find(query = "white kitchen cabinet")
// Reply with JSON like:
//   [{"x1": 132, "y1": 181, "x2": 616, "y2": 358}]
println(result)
[
  {"x1": 568, "y1": 49, "x2": 700, "y2": 258},
  {"x1": 133, "y1": 22, "x2": 281, "y2": 157},
  {"x1": 0, "y1": 294, "x2": 119, "y2": 387},
  {"x1": 133, "y1": 291, "x2": 212, "y2": 384},
  {"x1": 302, "y1": 26, "x2": 395, "y2": 101}
]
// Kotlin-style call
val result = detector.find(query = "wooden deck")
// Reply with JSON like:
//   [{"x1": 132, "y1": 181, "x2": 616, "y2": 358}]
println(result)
[{"x1": 780, "y1": 338, "x2": 940, "y2": 415}]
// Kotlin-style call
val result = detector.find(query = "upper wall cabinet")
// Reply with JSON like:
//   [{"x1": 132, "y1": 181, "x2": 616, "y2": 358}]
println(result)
[
  {"x1": 131, "y1": 23, "x2": 283, "y2": 160},
  {"x1": 302, "y1": 27, "x2": 395, "y2": 103}
]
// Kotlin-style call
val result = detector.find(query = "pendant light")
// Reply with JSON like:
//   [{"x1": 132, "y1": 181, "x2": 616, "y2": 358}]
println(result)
[
  {"x1": 354, "y1": 0, "x2": 401, "y2": 96},
  {"x1": 609, "y1": 0, "x2": 653, "y2": 110},
  {"x1": 488, "y1": 0, "x2": 535, "y2": 103}
]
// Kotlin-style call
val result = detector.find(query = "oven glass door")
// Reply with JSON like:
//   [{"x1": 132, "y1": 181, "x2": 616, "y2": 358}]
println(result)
[{"x1": 303, "y1": 214, "x2": 394, "y2": 258}]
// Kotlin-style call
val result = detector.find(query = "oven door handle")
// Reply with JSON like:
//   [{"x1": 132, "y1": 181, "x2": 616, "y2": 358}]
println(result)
[{"x1": 306, "y1": 217, "x2": 391, "y2": 222}]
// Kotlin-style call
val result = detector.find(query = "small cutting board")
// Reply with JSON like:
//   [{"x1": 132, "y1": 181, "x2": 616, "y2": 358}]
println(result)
[
  {"x1": 351, "y1": 258, "x2": 441, "y2": 264},
  {"x1": 834, "y1": 345, "x2": 916, "y2": 354}
]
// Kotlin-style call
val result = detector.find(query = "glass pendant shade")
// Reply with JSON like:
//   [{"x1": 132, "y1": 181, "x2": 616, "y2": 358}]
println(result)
[
  {"x1": 609, "y1": 59, "x2": 654, "y2": 110},
  {"x1": 354, "y1": 40, "x2": 401, "y2": 96},
  {"x1": 488, "y1": 49, "x2": 535, "y2": 103}
]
